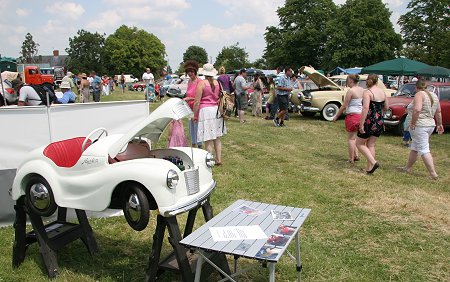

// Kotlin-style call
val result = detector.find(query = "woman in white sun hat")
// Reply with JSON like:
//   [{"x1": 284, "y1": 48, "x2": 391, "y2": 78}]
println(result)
[{"x1": 193, "y1": 63, "x2": 226, "y2": 165}]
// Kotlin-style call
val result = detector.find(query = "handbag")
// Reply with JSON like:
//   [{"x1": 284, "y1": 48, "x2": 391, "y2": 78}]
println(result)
[{"x1": 217, "y1": 81, "x2": 234, "y2": 119}]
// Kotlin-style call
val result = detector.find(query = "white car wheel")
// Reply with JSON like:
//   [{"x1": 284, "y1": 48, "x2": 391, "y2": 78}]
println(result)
[
  {"x1": 321, "y1": 103, "x2": 340, "y2": 121},
  {"x1": 25, "y1": 176, "x2": 57, "y2": 217},
  {"x1": 123, "y1": 185, "x2": 150, "y2": 231}
]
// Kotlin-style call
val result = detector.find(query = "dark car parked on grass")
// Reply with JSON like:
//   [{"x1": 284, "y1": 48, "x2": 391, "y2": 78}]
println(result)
[{"x1": 384, "y1": 82, "x2": 450, "y2": 135}]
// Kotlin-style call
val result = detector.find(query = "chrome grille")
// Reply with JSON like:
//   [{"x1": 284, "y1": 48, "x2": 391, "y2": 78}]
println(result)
[
  {"x1": 173, "y1": 101, "x2": 193, "y2": 119},
  {"x1": 184, "y1": 168, "x2": 200, "y2": 195}
]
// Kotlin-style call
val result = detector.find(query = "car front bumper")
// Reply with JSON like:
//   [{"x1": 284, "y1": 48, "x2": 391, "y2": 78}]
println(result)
[
  {"x1": 300, "y1": 104, "x2": 320, "y2": 112},
  {"x1": 159, "y1": 181, "x2": 216, "y2": 217},
  {"x1": 384, "y1": 120, "x2": 400, "y2": 126}
]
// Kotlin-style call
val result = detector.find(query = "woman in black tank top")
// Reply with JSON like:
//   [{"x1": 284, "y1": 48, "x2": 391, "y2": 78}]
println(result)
[{"x1": 356, "y1": 74, "x2": 388, "y2": 174}]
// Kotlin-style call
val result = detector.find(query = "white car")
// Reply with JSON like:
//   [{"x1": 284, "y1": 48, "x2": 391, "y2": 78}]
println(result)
[
  {"x1": 1, "y1": 79, "x2": 17, "y2": 105},
  {"x1": 11, "y1": 98, "x2": 216, "y2": 231}
]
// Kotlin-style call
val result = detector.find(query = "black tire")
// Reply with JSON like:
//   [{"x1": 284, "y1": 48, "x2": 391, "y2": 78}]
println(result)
[
  {"x1": 301, "y1": 111, "x2": 316, "y2": 117},
  {"x1": 321, "y1": 103, "x2": 340, "y2": 121},
  {"x1": 395, "y1": 116, "x2": 406, "y2": 136},
  {"x1": 137, "y1": 86, "x2": 143, "y2": 92},
  {"x1": 123, "y1": 185, "x2": 150, "y2": 231},
  {"x1": 25, "y1": 176, "x2": 57, "y2": 217}
]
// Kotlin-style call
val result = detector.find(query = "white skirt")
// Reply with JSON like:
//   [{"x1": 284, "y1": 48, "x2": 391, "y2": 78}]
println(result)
[{"x1": 197, "y1": 106, "x2": 227, "y2": 142}]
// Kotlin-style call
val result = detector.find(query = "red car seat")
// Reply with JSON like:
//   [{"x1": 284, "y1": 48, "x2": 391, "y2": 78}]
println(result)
[{"x1": 43, "y1": 137, "x2": 90, "y2": 168}]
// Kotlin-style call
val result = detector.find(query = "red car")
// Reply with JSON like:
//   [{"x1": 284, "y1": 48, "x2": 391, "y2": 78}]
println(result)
[{"x1": 384, "y1": 82, "x2": 450, "y2": 134}]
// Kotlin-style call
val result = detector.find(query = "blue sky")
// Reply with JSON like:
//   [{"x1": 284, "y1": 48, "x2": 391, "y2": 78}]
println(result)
[{"x1": 0, "y1": 0, "x2": 408, "y2": 70}]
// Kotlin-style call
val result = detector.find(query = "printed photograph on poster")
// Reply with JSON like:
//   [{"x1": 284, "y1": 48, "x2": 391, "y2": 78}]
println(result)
[
  {"x1": 234, "y1": 204, "x2": 265, "y2": 216},
  {"x1": 266, "y1": 234, "x2": 289, "y2": 247},
  {"x1": 255, "y1": 244, "x2": 282, "y2": 260},
  {"x1": 271, "y1": 210, "x2": 294, "y2": 220},
  {"x1": 275, "y1": 224, "x2": 297, "y2": 236}
]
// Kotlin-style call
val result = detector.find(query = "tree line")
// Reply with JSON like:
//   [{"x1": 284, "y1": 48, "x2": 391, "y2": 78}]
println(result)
[{"x1": 19, "y1": 0, "x2": 449, "y2": 76}]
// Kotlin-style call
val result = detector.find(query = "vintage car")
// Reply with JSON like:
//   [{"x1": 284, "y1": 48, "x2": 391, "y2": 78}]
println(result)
[
  {"x1": 384, "y1": 82, "x2": 450, "y2": 134},
  {"x1": 166, "y1": 77, "x2": 188, "y2": 98},
  {"x1": 294, "y1": 67, "x2": 395, "y2": 120},
  {"x1": 290, "y1": 80, "x2": 318, "y2": 113},
  {"x1": 10, "y1": 98, "x2": 216, "y2": 231}
]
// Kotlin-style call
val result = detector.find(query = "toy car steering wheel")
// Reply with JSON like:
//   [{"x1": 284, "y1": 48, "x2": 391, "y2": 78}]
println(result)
[{"x1": 82, "y1": 127, "x2": 108, "y2": 152}]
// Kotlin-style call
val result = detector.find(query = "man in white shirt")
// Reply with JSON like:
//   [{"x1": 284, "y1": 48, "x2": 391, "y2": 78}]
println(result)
[
  {"x1": 11, "y1": 79, "x2": 42, "y2": 106},
  {"x1": 142, "y1": 68, "x2": 154, "y2": 99}
]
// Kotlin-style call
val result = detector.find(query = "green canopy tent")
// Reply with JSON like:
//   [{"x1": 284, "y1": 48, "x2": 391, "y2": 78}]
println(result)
[
  {"x1": 361, "y1": 58, "x2": 430, "y2": 75},
  {"x1": 414, "y1": 66, "x2": 450, "y2": 78}
]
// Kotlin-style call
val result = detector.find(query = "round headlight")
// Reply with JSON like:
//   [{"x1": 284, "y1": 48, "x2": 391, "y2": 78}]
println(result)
[
  {"x1": 166, "y1": 169, "x2": 179, "y2": 189},
  {"x1": 205, "y1": 152, "x2": 215, "y2": 168},
  {"x1": 384, "y1": 109, "x2": 392, "y2": 119}
]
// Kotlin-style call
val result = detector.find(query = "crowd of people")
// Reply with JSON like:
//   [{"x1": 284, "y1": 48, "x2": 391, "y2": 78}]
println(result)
[
  {"x1": 1, "y1": 63, "x2": 444, "y2": 179},
  {"x1": 333, "y1": 75, "x2": 444, "y2": 178}
]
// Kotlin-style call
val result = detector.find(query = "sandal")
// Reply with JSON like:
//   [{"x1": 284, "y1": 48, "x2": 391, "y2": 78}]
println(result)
[
  {"x1": 366, "y1": 162, "x2": 380, "y2": 174},
  {"x1": 215, "y1": 162, "x2": 222, "y2": 166},
  {"x1": 396, "y1": 166, "x2": 411, "y2": 173},
  {"x1": 353, "y1": 156, "x2": 360, "y2": 162}
]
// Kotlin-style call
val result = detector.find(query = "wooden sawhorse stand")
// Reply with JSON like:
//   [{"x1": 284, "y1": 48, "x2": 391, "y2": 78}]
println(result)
[
  {"x1": 12, "y1": 197, "x2": 98, "y2": 278},
  {"x1": 146, "y1": 198, "x2": 231, "y2": 281}
]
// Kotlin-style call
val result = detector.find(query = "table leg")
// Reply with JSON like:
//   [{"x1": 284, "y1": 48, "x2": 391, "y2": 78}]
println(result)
[
  {"x1": 295, "y1": 233, "x2": 302, "y2": 282},
  {"x1": 268, "y1": 262, "x2": 276, "y2": 282},
  {"x1": 194, "y1": 250, "x2": 204, "y2": 282}
]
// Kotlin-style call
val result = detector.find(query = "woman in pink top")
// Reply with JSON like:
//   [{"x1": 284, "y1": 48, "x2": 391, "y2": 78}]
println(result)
[
  {"x1": 183, "y1": 60, "x2": 203, "y2": 148},
  {"x1": 194, "y1": 63, "x2": 226, "y2": 165}
]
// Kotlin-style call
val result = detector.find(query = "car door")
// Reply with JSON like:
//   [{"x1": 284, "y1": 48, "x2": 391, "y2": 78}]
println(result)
[{"x1": 437, "y1": 86, "x2": 450, "y2": 127}]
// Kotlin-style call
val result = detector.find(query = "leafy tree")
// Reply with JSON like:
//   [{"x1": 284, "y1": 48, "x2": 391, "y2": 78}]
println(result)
[
  {"x1": 323, "y1": 0, "x2": 402, "y2": 70},
  {"x1": 103, "y1": 25, "x2": 166, "y2": 78},
  {"x1": 264, "y1": 0, "x2": 336, "y2": 69},
  {"x1": 398, "y1": 0, "x2": 450, "y2": 68},
  {"x1": 215, "y1": 43, "x2": 248, "y2": 71},
  {"x1": 65, "y1": 30, "x2": 106, "y2": 74},
  {"x1": 252, "y1": 58, "x2": 268, "y2": 69},
  {"x1": 182, "y1": 46, "x2": 208, "y2": 65},
  {"x1": 20, "y1": 33, "x2": 39, "y2": 63}
]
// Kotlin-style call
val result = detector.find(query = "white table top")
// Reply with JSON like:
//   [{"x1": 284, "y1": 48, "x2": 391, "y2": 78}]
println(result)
[{"x1": 180, "y1": 199, "x2": 311, "y2": 262}]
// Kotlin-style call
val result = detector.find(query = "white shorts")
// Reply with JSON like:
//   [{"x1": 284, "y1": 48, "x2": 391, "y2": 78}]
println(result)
[{"x1": 410, "y1": 126, "x2": 434, "y2": 156}]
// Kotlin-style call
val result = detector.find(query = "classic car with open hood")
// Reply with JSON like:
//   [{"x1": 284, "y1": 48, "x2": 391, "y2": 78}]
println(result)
[{"x1": 292, "y1": 67, "x2": 395, "y2": 121}]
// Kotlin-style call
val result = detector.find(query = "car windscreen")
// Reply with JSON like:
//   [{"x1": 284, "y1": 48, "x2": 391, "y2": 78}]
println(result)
[
  {"x1": 438, "y1": 86, "x2": 450, "y2": 100},
  {"x1": 394, "y1": 84, "x2": 416, "y2": 97}
]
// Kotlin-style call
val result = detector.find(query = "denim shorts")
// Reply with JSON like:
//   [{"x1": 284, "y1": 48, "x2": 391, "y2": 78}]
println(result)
[{"x1": 188, "y1": 120, "x2": 202, "y2": 146}]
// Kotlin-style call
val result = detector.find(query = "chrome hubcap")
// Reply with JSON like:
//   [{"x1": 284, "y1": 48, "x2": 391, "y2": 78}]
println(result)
[
  {"x1": 29, "y1": 183, "x2": 50, "y2": 210},
  {"x1": 126, "y1": 193, "x2": 141, "y2": 222},
  {"x1": 326, "y1": 107, "x2": 336, "y2": 116}
]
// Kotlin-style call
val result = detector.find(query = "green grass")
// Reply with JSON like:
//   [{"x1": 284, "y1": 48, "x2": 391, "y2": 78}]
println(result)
[{"x1": 1, "y1": 89, "x2": 449, "y2": 281}]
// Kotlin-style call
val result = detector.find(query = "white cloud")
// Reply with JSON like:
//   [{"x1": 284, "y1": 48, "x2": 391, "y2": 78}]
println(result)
[
  {"x1": 46, "y1": 2, "x2": 85, "y2": 20},
  {"x1": 16, "y1": 8, "x2": 30, "y2": 17},
  {"x1": 196, "y1": 23, "x2": 259, "y2": 43},
  {"x1": 391, "y1": 11, "x2": 402, "y2": 32},
  {"x1": 383, "y1": 0, "x2": 405, "y2": 8},
  {"x1": 217, "y1": 0, "x2": 283, "y2": 26},
  {"x1": 86, "y1": 10, "x2": 121, "y2": 30},
  {"x1": 7, "y1": 35, "x2": 22, "y2": 47},
  {"x1": 43, "y1": 19, "x2": 67, "y2": 34},
  {"x1": 105, "y1": 0, "x2": 189, "y2": 8},
  {"x1": 14, "y1": 26, "x2": 26, "y2": 34}
]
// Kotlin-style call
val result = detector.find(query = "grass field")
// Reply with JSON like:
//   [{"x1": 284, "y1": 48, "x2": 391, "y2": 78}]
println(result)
[{"x1": 0, "y1": 89, "x2": 449, "y2": 281}]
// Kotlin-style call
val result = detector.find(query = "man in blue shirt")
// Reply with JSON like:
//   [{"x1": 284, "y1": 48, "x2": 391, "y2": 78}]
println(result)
[
  {"x1": 274, "y1": 67, "x2": 295, "y2": 127},
  {"x1": 90, "y1": 71, "x2": 101, "y2": 102},
  {"x1": 58, "y1": 81, "x2": 76, "y2": 103}
]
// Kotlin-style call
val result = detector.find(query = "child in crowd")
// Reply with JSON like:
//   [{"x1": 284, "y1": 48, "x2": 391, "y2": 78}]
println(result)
[{"x1": 167, "y1": 120, "x2": 188, "y2": 148}]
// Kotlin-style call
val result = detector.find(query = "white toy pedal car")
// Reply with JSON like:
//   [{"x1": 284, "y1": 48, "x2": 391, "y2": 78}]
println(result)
[{"x1": 11, "y1": 98, "x2": 216, "y2": 231}]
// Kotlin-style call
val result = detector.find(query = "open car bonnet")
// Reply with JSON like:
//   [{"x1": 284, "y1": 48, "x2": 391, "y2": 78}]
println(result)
[
  {"x1": 108, "y1": 98, "x2": 193, "y2": 158},
  {"x1": 300, "y1": 66, "x2": 341, "y2": 90}
]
